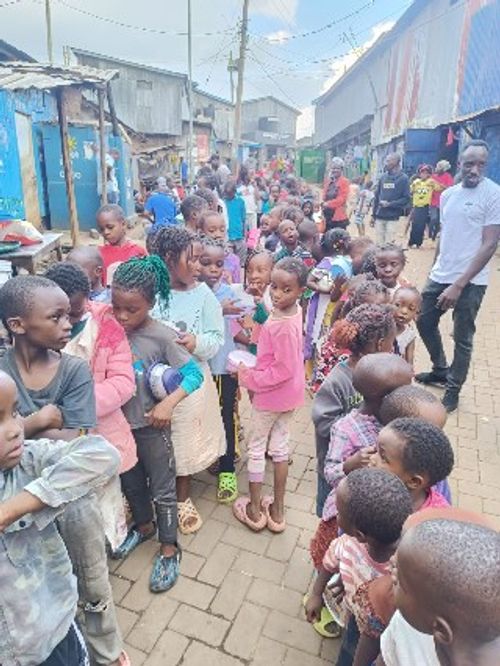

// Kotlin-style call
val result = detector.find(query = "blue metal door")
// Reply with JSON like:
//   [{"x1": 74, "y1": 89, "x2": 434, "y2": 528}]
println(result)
[
  {"x1": 403, "y1": 129, "x2": 441, "y2": 175},
  {"x1": 41, "y1": 124, "x2": 101, "y2": 231}
]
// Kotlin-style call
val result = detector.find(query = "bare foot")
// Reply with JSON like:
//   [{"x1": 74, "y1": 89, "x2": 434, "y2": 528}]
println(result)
[
  {"x1": 269, "y1": 502, "x2": 284, "y2": 524},
  {"x1": 246, "y1": 503, "x2": 263, "y2": 523}
]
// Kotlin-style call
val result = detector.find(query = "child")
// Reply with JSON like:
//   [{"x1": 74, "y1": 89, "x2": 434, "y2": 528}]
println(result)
[
  {"x1": 395, "y1": 517, "x2": 500, "y2": 666},
  {"x1": 0, "y1": 276, "x2": 126, "y2": 665},
  {"x1": 180, "y1": 194, "x2": 208, "y2": 233},
  {"x1": 305, "y1": 468, "x2": 413, "y2": 662},
  {"x1": 302, "y1": 198, "x2": 314, "y2": 221},
  {"x1": 354, "y1": 181, "x2": 374, "y2": 236},
  {"x1": 310, "y1": 353, "x2": 412, "y2": 574},
  {"x1": 282, "y1": 204, "x2": 305, "y2": 227},
  {"x1": 262, "y1": 206, "x2": 283, "y2": 252},
  {"x1": 234, "y1": 257, "x2": 308, "y2": 532},
  {"x1": 149, "y1": 226, "x2": 226, "y2": 534},
  {"x1": 0, "y1": 370, "x2": 120, "y2": 666},
  {"x1": 268, "y1": 182, "x2": 281, "y2": 209},
  {"x1": 111, "y1": 255, "x2": 203, "y2": 591},
  {"x1": 305, "y1": 229, "x2": 352, "y2": 365},
  {"x1": 393, "y1": 285, "x2": 422, "y2": 366},
  {"x1": 379, "y1": 385, "x2": 451, "y2": 503},
  {"x1": 274, "y1": 219, "x2": 300, "y2": 262},
  {"x1": 96, "y1": 204, "x2": 146, "y2": 285},
  {"x1": 311, "y1": 303, "x2": 397, "y2": 518},
  {"x1": 313, "y1": 276, "x2": 390, "y2": 392},
  {"x1": 373, "y1": 417, "x2": 454, "y2": 511},
  {"x1": 408, "y1": 165, "x2": 436, "y2": 248},
  {"x1": 67, "y1": 245, "x2": 110, "y2": 303},
  {"x1": 45, "y1": 261, "x2": 137, "y2": 549},
  {"x1": 380, "y1": 384, "x2": 446, "y2": 429},
  {"x1": 198, "y1": 236, "x2": 239, "y2": 503},
  {"x1": 349, "y1": 236, "x2": 375, "y2": 275},
  {"x1": 374, "y1": 243, "x2": 409, "y2": 297},
  {"x1": 198, "y1": 210, "x2": 241, "y2": 283},
  {"x1": 297, "y1": 219, "x2": 319, "y2": 268},
  {"x1": 223, "y1": 178, "x2": 247, "y2": 263}
]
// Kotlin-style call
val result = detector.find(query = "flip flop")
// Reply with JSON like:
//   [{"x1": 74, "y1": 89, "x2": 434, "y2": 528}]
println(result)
[
  {"x1": 232, "y1": 496, "x2": 267, "y2": 531},
  {"x1": 262, "y1": 495, "x2": 286, "y2": 533}
]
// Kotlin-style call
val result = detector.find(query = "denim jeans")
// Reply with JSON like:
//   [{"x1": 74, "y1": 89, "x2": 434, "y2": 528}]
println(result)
[
  {"x1": 417, "y1": 279, "x2": 486, "y2": 393},
  {"x1": 121, "y1": 426, "x2": 177, "y2": 545},
  {"x1": 40, "y1": 623, "x2": 89, "y2": 666},
  {"x1": 57, "y1": 495, "x2": 123, "y2": 665}
]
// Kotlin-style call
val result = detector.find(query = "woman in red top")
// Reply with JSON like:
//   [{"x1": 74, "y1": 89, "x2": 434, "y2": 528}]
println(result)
[
  {"x1": 429, "y1": 160, "x2": 454, "y2": 240},
  {"x1": 322, "y1": 157, "x2": 351, "y2": 231}
]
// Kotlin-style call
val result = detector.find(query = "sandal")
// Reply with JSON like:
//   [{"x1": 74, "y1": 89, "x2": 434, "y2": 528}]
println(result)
[
  {"x1": 177, "y1": 498, "x2": 203, "y2": 535},
  {"x1": 232, "y1": 496, "x2": 267, "y2": 531},
  {"x1": 262, "y1": 495, "x2": 286, "y2": 533},
  {"x1": 313, "y1": 605, "x2": 342, "y2": 638},
  {"x1": 217, "y1": 472, "x2": 238, "y2": 504},
  {"x1": 302, "y1": 596, "x2": 341, "y2": 639}
]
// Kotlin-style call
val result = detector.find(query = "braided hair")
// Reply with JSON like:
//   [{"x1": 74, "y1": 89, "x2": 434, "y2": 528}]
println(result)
[
  {"x1": 342, "y1": 275, "x2": 389, "y2": 316},
  {"x1": 147, "y1": 225, "x2": 194, "y2": 263},
  {"x1": 112, "y1": 255, "x2": 171, "y2": 306},
  {"x1": 45, "y1": 262, "x2": 90, "y2": 298},
  {"x1": 375, "y1": 242, "x2": 407, "y2": 265},
  {"x1": 332, "y1": 303, "x2": 395, "y2": 354},
  {"x1": 321, "y1": 228, "x2": 351, "y2": 256}
]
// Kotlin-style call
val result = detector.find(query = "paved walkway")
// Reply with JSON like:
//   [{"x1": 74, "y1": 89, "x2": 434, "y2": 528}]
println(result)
[{"x1": 111, "y1": 242, "x2": 500, "y2": 665}]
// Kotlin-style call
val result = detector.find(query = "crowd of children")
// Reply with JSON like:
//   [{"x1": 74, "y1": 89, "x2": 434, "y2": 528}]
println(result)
[{"x1": 0, "y1": 164, "x2": 498, "y2": 666}]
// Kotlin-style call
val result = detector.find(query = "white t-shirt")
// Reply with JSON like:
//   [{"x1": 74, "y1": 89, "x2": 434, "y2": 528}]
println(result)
[
  {"x1": 381, "y1": 610, "x2": 440, "y2": 666},
  {"x1": 430, "y1": 178, "x2": 500, "y2": 286},
  {"x1": 238, "y1": 184, "x2": 257, "y2": 214}
]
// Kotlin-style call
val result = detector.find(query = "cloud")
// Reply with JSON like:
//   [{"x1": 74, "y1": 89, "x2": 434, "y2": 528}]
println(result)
[
  {"x1": 296, "y1": 106, "x2": 315, "y2": 140},
  {"x1": 321, "y1": 21, "x2": 395, "y2": 94},
  {"x1": 264, "y1": 30, "x2": 292, "y2": 44},
  {"x1": 250, "y1": 0, "x2": 298, "y2": 23}
]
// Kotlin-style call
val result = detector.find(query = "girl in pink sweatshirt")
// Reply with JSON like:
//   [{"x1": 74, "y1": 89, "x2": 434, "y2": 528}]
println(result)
[{"x1": 235, "y1": 257, "x2": 307, "y2": 533}]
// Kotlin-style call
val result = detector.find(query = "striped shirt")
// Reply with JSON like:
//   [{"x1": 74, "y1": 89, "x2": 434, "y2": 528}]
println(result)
[{"x1": 323, "y1": 534, "x2": 391, "y2": 614}]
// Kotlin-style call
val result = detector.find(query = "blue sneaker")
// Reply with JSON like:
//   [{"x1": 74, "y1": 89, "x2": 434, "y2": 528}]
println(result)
[
  {"x1": 111, "y1": 526, "x2": 155, "y2": 560},
  {"x1": 149, "y1": 547, "x2": 182, "y2": 593}
]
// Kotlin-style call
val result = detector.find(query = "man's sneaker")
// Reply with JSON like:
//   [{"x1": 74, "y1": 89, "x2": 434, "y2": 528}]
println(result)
[
  {"x1": 442, "y1": 390, "x2": 459, "y2": 413},
  {"x1": 111, "y1": 526, "x2": 155, "y2": 560},
  {"x1": 149, "y1": 547, "x2": 182, "y2": 593},
  {"x1": 415, "y1": 371, "x2": 447, "y2": 388}
]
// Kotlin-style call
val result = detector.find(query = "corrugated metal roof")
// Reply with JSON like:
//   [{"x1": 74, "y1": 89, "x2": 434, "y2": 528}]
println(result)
[{"x1": 0, "y1": 62, "x2": 118, "y2": 91}]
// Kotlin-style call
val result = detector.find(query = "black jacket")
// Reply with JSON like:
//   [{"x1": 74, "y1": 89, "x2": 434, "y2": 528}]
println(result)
[{"x1": 373, "y1": 171, "x2": 411, "y2": 220}]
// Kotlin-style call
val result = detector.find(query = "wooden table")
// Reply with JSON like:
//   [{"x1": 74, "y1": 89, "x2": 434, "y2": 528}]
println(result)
[{"x1": 5, "y1": 233, "x2": 63, "y2": 275}]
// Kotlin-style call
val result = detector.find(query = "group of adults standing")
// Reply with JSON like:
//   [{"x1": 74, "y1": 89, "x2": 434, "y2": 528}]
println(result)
[{"x1": 321, "y1": 141, "x2": 500, "y2": 413}]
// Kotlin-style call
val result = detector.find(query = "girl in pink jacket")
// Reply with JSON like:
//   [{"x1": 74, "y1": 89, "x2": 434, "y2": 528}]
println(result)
[
  {"x1": 234, "y1": 257, "x2": 308, "y2": 534},
  {"x1": 45, "y1": 261, "x2": 136, "y2": 549}
]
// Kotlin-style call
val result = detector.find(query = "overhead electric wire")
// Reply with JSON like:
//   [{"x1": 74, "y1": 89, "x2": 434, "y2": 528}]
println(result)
[{"x1": 48, "y1": 0, "x2": 233, "y2": 37}]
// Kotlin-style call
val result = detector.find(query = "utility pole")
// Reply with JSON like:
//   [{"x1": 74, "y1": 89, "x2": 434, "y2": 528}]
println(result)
[
  {"x1": 187, "y1": 0, "x2": 194, "y2": 186},
  {"x1": 227, "y1": 51, "x2": 237, "y2": 105},
  {"x1": 45, "y1": 0, "x2": 54, "y2": 64},
  {"x1": 232, "y1": 0, "x2": 250, "y2": 171}
]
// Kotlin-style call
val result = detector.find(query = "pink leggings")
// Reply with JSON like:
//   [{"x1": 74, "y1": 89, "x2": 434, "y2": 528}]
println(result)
[{"x1": 247, "y1": 408, "x2": 293, "y2": 483}]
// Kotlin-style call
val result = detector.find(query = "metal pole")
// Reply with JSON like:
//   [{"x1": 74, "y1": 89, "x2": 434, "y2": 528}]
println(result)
[
  {"x1": 45, "y1": 0, "x2": 54, "y2": 64},
  {"x1": 232, "y1": 0, "x2": 250, "y2": 172},
  {"x1": 187, "y1": 0, "x2": 194, "y2": 186}
]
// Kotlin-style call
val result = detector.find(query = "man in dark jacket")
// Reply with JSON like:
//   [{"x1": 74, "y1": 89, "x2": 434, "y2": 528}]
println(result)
[{"x1": 373, "y1": 153, "x2": 410, "y2": 244}]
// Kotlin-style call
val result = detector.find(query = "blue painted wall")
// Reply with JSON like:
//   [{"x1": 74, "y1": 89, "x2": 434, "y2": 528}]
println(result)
[
  {"x1": 109, "y1": 134, "x2": 134, "y2": 217},
  {"x1": 0, "y1": 90, "x2": 25, "y2": 220}
]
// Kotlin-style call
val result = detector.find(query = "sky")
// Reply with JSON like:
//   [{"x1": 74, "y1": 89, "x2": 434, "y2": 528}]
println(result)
[{"x1": 1, "y1": 0, "x2": 412, "y2": 137}]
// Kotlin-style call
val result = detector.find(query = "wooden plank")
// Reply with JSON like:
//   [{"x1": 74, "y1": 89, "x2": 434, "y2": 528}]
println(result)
[
  {"x1": 98, "y1": 86, "x2": 107, "y2": 206},
  {"x1": 57, "y1": 88, "x2": 79, "y2": 247}
]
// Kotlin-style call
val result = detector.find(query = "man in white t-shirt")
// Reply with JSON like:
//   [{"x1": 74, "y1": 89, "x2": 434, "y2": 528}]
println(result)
[{"x1": 416, "y1": 141, "x2": 500, "y2": 413}]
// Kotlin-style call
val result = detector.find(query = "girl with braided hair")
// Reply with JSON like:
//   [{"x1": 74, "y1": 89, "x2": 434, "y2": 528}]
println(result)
[
  {"x1": 111, "y1": 254, "x2": 204, "y2": 593},
  {"x1": 149, "y1": 225, "x2": 226, "y2": 534},
  {"x1": 312, "y1": 276, "x2": 390, "y2": 393}
]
